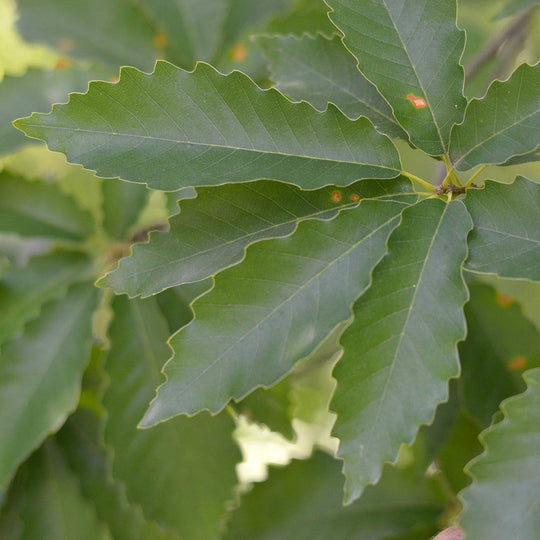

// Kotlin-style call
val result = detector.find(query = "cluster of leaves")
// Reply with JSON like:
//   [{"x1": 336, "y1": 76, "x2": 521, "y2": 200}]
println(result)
[{"x1": 1, "y1": 0, "x2": 539, "y2": 538}]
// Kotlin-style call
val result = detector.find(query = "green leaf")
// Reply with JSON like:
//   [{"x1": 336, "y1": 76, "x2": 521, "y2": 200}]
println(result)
[
  {"x1": 326, "y1": 0, "x2": 466, "y2": 156},
  {"x1": 0, "y1": 67, "x2": 103, "y2": 156},
  {"x1": 459, "y1": 282, "x2": 540, "y2": 427},
  {"x1": 56, "y1": 409, "x2": 179, "y2": 540},
  {"x1": 0, "y1": 440, "x2": 110, "y2": 540},
  {"x1": 332, "y1": 198, "x2": 472, "y2": 503},
  {"x1": 14, "y1": 61, "x2": 401, "y2": 191},
  {"x1": 0, "y1": 282, "x2": 98, "y2": 489},
  {"x1": 141, "y1": 198, "x2": 409, "y2": 425},
  {"x1": 224, "y1": 452, "x2": 447, "y2": 540},
  {"x1": 100, "y1": 177, "x2": 415, "y2": 297},
  {"x1": 255, "y1": 33, "x2": 407, "y2": 139},
  {"x1": 494, "y1": 0, "x2": 539, "y2": 20},
  {"x1": 450, "y1": 63, "x2": 540, "y2": 170},
  {"x1": 0, "y1": 251, "x2": 93, "y2": 347},
  {"x1": 464, "y1": 177, "x2": 540, "y2": 281},
  {"x1": 459, "y1": 367, "x2": 540, "y2": 539},
  {"x1": 103, "y1": 295, "x2": 240, "y2": 540},
  {"x1": 265, "y1": 3, "x2": 337, "y2": 36},
  {"x1": 0, "y1": 172, "x2": 94, "y2": 241},
  {"x1": 101, "y1": 179, "x2": 149, "y2": 241}
]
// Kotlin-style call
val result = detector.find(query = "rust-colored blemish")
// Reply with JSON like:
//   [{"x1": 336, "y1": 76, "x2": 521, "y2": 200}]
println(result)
[
  {"x1": 109, "y1": 75, "x2": 120, "y2": 83},
  {"x1": 350, "y1": 193, "x2": 360, "y2": 202},
  {"x1": 508, "y1": 355, "x2": 528, "y2": 371},
  {"x1": 331, "y1": 190, "x2": 342, "y2": 203},
  {"x1": 406, "y1": 93, "x2": 427, "y2": 109},
  {"x1": 153, "y1": 32, "x2": 168, "y2": 48},
  {"x1": 54, "y1": 57, "x2": 72, "y2": 70},
  {"x1": 496, "y1": 293, "x2": 515, "y2": 307},
  {"x1": 232, "y1": 42, "x2": 248, "y2": 62}
]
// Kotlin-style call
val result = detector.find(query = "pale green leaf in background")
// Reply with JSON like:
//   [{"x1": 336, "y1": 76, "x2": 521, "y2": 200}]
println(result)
[
  {"x1": 0, "y1": 172, "x2": 95, "y2": 240},
  {"x1": 224, "y1": 452, "x2": 447, "y2": 540},
  {"x1": 450, "y1": 63, "x2": 540, "y2": 170},
  {"x1": 0, "y1": 440, "x2": 110, "y2": 540},
  {"x1": 332, "y1": 199, "x2": 472, "y2": 503},
  {"x1": 326, "y1": 0, "x2": 467, "y2": 156},
  {"x1": 464, "y1": 177, "x2": 540, "y2": 281},
  {"x1": 141, "y1": 199, "x2": 408, "y2": 425},
  {"x1": 0, "y1": 282, "x2": 97, "y2": 489},
  {"x1": 14, "y1": 61, "x2": 401, "y2": 191},
  {"x1": 459, "y1": 367, "x2": 540, "y2": 539},
  {"x1": 103, "y1": 294, "x2": 240, "y2": 540},
  {"x1": 255, "y1": 33, "x2": 407, "y2": 140},
  {"x1": 494, "y1": 0, "x2": 539, "y2": 19},
  {"x1": 100, "y1": 177, "x2": 414, "y2": 298}
]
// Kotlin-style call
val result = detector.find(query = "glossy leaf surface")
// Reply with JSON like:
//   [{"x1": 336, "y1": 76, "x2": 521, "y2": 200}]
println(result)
[
  {"x1": 327, "y1": 0, "x2": 466, "y2": 155},
  {"x1": 14, "y1": 62, "x2": 401, "y2": 191},
  {"x1": 464, "y1": 177, "x2": 540, "y2": 281},
  {"x1": 141, "y1": 199, "x2": 409, "y2": 425},
  {"x1": 0, "y1": 172, "x2": 94, "y2": 240},
  {"x1": 332, "y1": 199, "x2": 472, "y2": 502},
  {"x1": 0, "y1": 282, "x2": 97, "y2": 489},
  {"x1": 460, "y1": 368, "x2": 540, "y2": 539},
  {"x1": 104, "y1": 295, "x2": 240, "y2": 540},
  {"x1": 450, "y1": 63, "x2": 540, "y2": 170},
  {"x1": 101, "y1": 177, "x2": 415, "y2": 297},
  {"x1": 256, "y1": 33, "x2": 407, "y2": 139}
]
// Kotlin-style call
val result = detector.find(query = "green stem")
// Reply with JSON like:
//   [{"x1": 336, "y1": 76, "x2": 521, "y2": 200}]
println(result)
[
  {"x1": 401, "y1": 171, "x2": 437, "y2": 192},
  {"x1": 465, "y1": 165, "x2": 488, "y2": 187}
]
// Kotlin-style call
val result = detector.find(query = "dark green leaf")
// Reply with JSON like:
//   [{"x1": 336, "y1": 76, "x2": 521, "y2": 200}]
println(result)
[
  {"x1": 332, "y1": 199, "x2": 472, "y2": 503},
  {"x1": 327, "y1": 0, "x2": 466, "y2": 156},
  {"x1": 464, "y1": 177, "x2": 540, "y2": 281},
  {"x1": 0, "y1": 282, "x2": 98, "y2": 489},
  {"x1": 459, "y1": 368, "x2": 540, "y2": 539},
  {"x1": 0, "y1": 251, "x2": 93, "y2": 347},
  {"x1": 256, "y1": 33, "x2": 407, "y2": 139},
  {"x1": 100, "y1": 177, "x2": 415, "y2": 297},
  {"x1": 224, "y1": 452, "x2": 447, "y2": 540},
  {"x1": 459, "y1": 282, "x2": 540, "y2": 427},
  {"x1": 0, "y1": 172, "x2": 94, "y2": 240},
  {"x1": 265, "y1": 3, "x2": 337, "y2": 36},
  {"x1": 101, "y1": 179, "x2": 149, "y2": 241},
  {"x1": 450, "y1": 63, "x2": 540, "y2": 170},
  {"x1": 0, "y1": 67, "x2": 103, "y2": 156},
  {"x1": 141, "y1": 199, "x2": 408, "y2": 425},
  {"x1": 14, "y1": 62, "x2": 401, "y2": 191},
  {"x1": 0, "y1": 441, "x2": 110, "y2": 540},
  {"x1": 103, "y1": 295, "x2": 240, "y2": 540}
]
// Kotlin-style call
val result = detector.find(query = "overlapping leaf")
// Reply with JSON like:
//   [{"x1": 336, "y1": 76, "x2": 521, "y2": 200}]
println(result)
[
  {"x1": 459, "y1": 282, "x2": 540, "y2": 427},
  {"x1": 0, "y1": 251, "x2": 93, "y2": 346},
  {"x1": 103, "y1": 295, "x2": 240, "y2": 540},
  {"x1": 464, "y1": 177, "x2": 540, "y2": 281},
  {"x1": 224, "y1": 452, "x2": 447, "y2": 540},
  {"x1": 140, "y1": 199, "x2": 410, "y2": 426},
  {"x1": 332, "y1": 199, "x2": 472, "y2": 503},
  {"x1": 0, "y1": 282, "x2": 97, "y2": 489},
  {"x1": 101, "y1": 177, "x2": 415, "y2": 297},
  {"x1": 256, "y1": 33, "x2": 407, "y2": 139},
  {"x1": 459, "y1": 368, "x2": 540, "y2": 539},
  {"x1": 0, "y1": 441, "x2": 110, "y2": 540},
  {"x1": 0, "y1": 172, "x2": 94, "y2": 240},
  {"x1": 0, "y1": 67, "x2": 103, "y2": 156},
  {"x1": 14, "y1": 61, "x2": 401, "y2": 191},
  {"x1": 450, "y1": 63, "x2": 540, "y2": 169},
  {"x1": 326, "y1": 0, "x2": 466, "y2": 156}
]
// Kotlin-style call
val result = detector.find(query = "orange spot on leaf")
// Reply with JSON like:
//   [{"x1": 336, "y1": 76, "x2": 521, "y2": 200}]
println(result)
[
  {"x1": 508, "y1": 355, "x2": 528, "y2": 371},
  {"x1": 496, "y1": 293, "x2": 515, "y2": 307},
  {"x1": 350, "y1": 193, "x2": 360, "y2": 202},
  {"x1": 232, "y1": 42, "x2": 248, "y2": 62},
  {"x1": 54, "y1": 57, "x2": 72, "y2": 70},
  {"x1": 406, "y1": 93, "x2": 427, "y2": 109},
  {"x1": 153, "y1": 33, "x2": 168, "y2": 48},
  {"x1": 109, "y1": 75, "x2": 120, "y2": 83},
  {"x1": 331, "y1": 191, "x2": 342, "y2": 203}
]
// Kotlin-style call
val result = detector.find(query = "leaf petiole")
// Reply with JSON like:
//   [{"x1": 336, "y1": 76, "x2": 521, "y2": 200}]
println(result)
[{"x1": 401, "y1": 171, "x2": 437, "y2": 192}]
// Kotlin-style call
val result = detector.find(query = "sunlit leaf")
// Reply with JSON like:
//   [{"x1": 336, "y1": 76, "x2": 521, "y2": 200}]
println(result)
[
  {"x1": 14, "y1": 61, "x2": 401, "y2": 191},
  {"x1": 332, "y1": 199, "x2": 472, "y2": 502}
]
